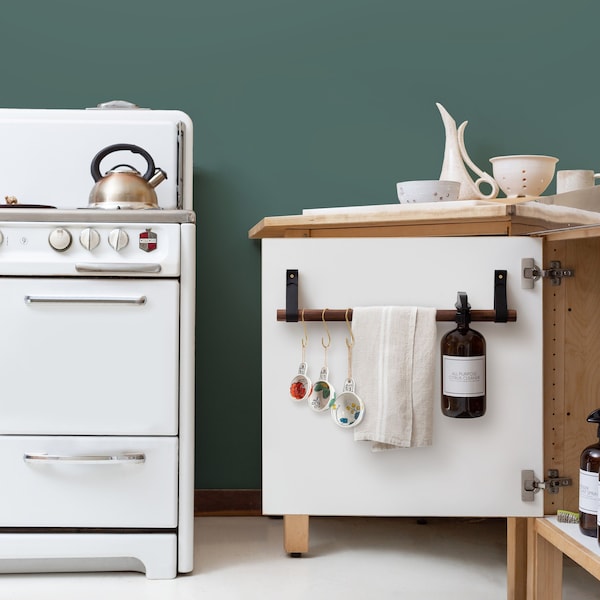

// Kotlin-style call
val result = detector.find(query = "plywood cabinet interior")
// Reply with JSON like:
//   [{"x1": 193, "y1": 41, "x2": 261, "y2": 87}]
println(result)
[
  {"x1": 529, "y1": 232, "x2": 600, "y2": 599},
  {"x1": 543, "y1": 235, "x2": 600, "y2": 517}
]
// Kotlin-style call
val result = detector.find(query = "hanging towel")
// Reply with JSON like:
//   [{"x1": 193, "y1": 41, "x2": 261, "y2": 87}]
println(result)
[{"x1": 352, "y1": 306, "x2": 437, "y2": 451}]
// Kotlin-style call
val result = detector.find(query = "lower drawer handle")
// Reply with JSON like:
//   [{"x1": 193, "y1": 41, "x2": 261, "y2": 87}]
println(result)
[{"x1": 23, "y1": 452, "x2": 146, "y2": 464}]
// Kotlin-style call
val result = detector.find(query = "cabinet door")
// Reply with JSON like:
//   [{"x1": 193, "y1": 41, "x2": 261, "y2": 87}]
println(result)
[{"x1": 261, "y1": 237, "x2": 544, "y2": 517}]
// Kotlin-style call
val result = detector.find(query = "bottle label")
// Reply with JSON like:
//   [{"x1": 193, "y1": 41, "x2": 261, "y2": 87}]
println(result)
[
  {"x1": 579, "y1": 469, "x2": 598, "y2": 514},
  {"x1": 442, "y1": 355, "x2": 485, "y2": 397}
]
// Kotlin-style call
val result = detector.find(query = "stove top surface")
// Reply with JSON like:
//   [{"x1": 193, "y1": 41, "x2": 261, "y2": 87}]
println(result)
[{"x1": 0, "y1": 204, "x2": 57, "y2": 209}]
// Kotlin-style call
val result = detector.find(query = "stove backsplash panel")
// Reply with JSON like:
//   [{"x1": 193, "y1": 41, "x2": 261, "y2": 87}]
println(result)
[{"x1": 0, "y1": 107, "x2": 193, "y2": 211}]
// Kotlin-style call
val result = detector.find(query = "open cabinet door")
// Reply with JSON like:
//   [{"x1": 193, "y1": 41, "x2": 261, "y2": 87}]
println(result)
[{"x1": 261, "y1": 236, "x2": 544, "y2": 517}]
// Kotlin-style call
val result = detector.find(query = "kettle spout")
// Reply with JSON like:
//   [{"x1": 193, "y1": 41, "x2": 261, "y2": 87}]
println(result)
[{"x1": 148, "y1": 168, "x2": 168, "y2": 189}]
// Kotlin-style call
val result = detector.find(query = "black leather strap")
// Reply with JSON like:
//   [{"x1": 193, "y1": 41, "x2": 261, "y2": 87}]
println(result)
[
  {"x1": 286, "y1": 269, "x2": 299, "y2": 322},
  {"x1": 494, "y1": 270, "x2": 508, "y2": 323}
]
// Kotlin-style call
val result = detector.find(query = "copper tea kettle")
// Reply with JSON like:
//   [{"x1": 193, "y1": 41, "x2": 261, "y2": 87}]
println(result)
[{"x1": 88, "y1": 143, "x2": 167, "y2": 209}]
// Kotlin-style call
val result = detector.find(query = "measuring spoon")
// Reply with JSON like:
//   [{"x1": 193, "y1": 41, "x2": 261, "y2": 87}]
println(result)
[
  {"x1": 308, "y1": 366, "x2": 335, "y2": 412},
  {"x1": 330, "y1": 378, "x2": 364, "y2": 428},
  {"x1": 289, "y1": 362, "x2": 312, "y2": 402}
]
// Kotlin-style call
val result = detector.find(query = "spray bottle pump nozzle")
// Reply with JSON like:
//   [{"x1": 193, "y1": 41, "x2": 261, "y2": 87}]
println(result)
[
  {"x1": 454, "y1": 291, "x2": 471, "y2": 327},
  {"x1": 586, "y1": 408, "x2": 600, "y2": 439}
]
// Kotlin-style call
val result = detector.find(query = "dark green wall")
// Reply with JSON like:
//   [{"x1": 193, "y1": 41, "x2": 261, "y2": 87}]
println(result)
[{"x1": 3, "y1": 0, "x2": 599, "y2": 488}]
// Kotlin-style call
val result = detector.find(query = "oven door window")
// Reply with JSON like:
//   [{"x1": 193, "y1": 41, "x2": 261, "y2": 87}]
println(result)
[{"x1": 0, "y1": 278, "x2": 179, "y2": 435}]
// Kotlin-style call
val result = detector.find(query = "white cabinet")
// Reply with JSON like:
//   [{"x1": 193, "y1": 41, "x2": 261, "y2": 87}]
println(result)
[{"x1": 253, "y1": 204, "x2": 600, "y2": 598}]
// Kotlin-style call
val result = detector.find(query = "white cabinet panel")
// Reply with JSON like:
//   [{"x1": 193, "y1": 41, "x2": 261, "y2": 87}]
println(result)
[{"x1": 261, "y1": 237, "x2": 544, "y2": 517}]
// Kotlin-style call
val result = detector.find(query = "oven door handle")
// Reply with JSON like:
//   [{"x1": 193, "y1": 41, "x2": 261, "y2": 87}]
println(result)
[
  {"x1": 24, "y1": 295, "x2": 147, "y2": 305},
  {"x1": 23, "y1": 452, "x2": 146, "y2": 465},
  {"x1": 75, "y1": 263, "x2": 162, "y2": 273}
]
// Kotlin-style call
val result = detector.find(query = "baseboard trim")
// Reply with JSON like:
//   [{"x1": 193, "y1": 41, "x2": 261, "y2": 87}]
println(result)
[{"x1": 194, "y1": 489, "x2": 262, "y2": 516}]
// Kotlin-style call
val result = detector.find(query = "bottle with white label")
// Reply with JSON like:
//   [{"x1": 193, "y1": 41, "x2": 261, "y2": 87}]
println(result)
[
  {"x1": 580, "y1": 408, "x2": 600, "y2": 537},
  {"x1": 441, "y1": 292, "x2": 486, "y2": 418}
]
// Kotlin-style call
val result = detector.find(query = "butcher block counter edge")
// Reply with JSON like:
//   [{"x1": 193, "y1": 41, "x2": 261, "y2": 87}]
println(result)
[{"x1": 249, "y1": 201, "x2": 600, "y2": 239}]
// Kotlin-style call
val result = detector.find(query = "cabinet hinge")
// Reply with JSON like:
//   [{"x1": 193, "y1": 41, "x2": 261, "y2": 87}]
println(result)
[
  {"x1": 521, "y1": 259, "x2": 575, "y2": 287},
  {"x1": 522, "y1": 469, "x2": 572, "y2": 501}
]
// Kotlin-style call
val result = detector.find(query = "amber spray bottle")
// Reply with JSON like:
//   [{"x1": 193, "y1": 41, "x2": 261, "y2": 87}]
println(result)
[
  {"x1": 441, "y1": 292, "x2": 486, "y2": 418},
  {"x1": 579, "y1": 409, "x2": 600, "y2": 537}
]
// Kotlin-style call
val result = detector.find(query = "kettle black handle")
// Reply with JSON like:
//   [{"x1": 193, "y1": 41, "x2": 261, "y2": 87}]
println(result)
[{"x1": 90, "y1": 143, "x2": 156, "y2": 182}]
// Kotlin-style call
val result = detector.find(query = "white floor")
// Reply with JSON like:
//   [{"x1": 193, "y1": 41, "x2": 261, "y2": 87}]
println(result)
[{"x1": 0, "y1": 517, "x2": 599, "y2": 599}]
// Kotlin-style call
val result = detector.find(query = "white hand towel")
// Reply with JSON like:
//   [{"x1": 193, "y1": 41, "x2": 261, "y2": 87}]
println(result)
[{"x1": 352, "y1": 306, "x2": 437, "y2": 451}]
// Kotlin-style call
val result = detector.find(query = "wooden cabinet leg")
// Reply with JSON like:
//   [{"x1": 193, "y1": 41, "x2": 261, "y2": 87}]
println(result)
[
  {"x1": 532, "y1": 524, "x2": 563, "y2": 600},
  {"x1": 283, "y1": 514, "x2": 309, "y2": 556},
  {"x1": 507, "y1": 517, "x2": 528, "y2": 600}
]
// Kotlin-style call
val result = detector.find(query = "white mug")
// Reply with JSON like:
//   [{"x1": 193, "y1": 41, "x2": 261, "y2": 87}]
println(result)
[{"x1": 556, "y1": 170, "x2": 600, "y2": 194}]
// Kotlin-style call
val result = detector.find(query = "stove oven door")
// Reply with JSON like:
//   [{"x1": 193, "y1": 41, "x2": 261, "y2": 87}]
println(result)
[{"x1": 0, "y1": 278, "x2": 179, "y2": 435}]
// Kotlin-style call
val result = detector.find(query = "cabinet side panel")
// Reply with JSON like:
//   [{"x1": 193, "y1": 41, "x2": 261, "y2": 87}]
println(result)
[{"x1": 544, "y1": 240, "x2": 567, "y2": 515}]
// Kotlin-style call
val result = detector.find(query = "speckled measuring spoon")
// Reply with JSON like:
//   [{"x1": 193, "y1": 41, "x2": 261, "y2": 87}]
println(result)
[
  {"x1": 289, "y1": 310, "x2": 312, "y2": 402},
  {"x1": 309, "y1": 366, "x2": 335, "y2": 412},
  {"x1": 331, "y1": 377, "x2": 364, "y2": 428},
  {"x1": 308, "y1": 310, "x2": 336, "y2": 412},
  {"x1": 289, "y1": 362, "x2": 312, "y2": 402},
  {"x1": 330, "y1": 309, "x2": 364, "y2": 428}
]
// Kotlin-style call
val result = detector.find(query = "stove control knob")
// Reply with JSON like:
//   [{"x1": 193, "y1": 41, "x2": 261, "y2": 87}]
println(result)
[
  {"x1": 79, "y1": 228, "x2": 100, "y2": 251},
  {"x1": 108, "y1": 228, "x2": 129, "y2": 252},
  {"x1": 48, "y1": 228, "x2": 72, "y2": 252}
]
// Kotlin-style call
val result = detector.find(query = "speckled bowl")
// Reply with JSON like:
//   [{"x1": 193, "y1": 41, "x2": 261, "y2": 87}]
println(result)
[{"x1": 396, "y1": 180, "x2": 460, "y2": 204}]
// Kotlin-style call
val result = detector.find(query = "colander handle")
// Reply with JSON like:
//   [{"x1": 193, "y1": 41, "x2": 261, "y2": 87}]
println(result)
[{"x1": 90, "y1": 143, "x2": 156, "y2": 182}]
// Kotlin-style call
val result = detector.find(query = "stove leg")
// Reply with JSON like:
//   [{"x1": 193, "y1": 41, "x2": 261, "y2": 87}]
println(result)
[{"x1": 283, "y1": 514, "x2": 309, "y2": 557}]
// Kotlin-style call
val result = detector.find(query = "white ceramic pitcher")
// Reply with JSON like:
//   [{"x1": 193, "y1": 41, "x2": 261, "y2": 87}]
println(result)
[{"x1": 437, "y1": 103, "x2": 499, "y2": 200}]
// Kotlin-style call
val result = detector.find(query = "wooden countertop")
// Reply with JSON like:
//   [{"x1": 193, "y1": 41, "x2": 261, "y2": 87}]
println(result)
[{"x1": 249, "y1": 193, "x2": 600, "y2": 240}]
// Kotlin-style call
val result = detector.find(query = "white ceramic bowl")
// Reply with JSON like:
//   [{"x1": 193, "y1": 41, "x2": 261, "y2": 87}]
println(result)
[
  {"x1": 396, "y1": 180, "x2": 460, "y2": 204},
  {"x1": 489, "y1": 155, "x2": 559, "y2": 198}
]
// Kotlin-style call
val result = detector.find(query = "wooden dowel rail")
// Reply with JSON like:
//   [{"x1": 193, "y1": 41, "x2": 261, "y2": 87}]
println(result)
[{"x1": 277, "y1": 308, "x2": 517, "y2": 322}]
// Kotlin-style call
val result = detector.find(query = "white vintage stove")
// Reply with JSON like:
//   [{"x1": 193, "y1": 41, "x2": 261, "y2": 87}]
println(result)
[{"x1": 0, "y1": 102, "x2": 195, "y2": 579}]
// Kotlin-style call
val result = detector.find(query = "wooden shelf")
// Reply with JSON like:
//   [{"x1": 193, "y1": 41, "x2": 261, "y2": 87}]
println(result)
[{"x1": 531, "y1": 517, "x2": 600, "y2": 598}]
